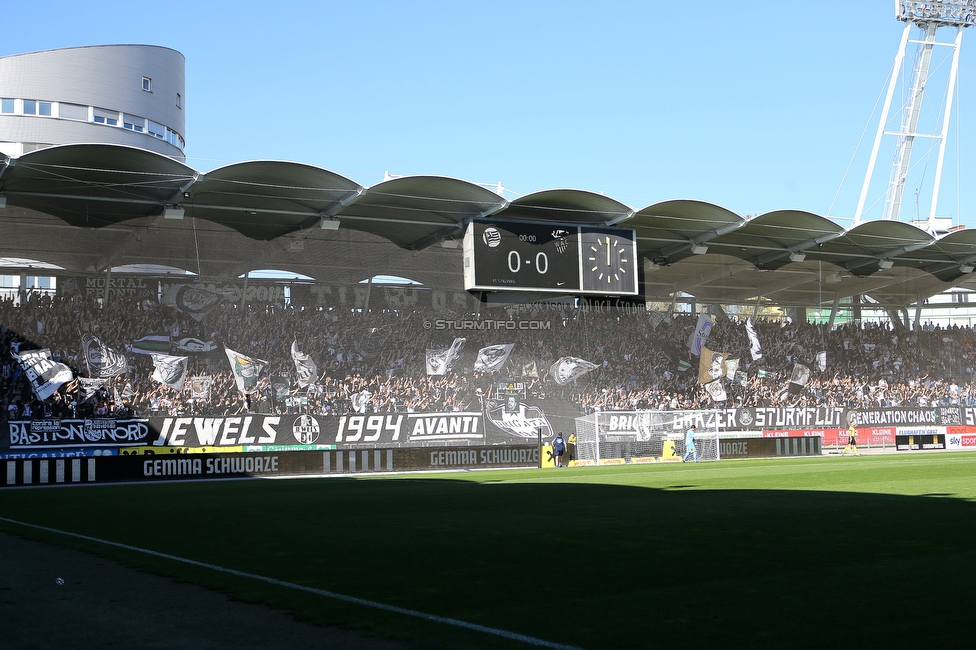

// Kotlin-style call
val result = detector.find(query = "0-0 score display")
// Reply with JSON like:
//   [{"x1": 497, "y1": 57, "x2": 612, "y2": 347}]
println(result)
[{"x1": 462, "y1": 220, "x2": 638, "y2": 295}]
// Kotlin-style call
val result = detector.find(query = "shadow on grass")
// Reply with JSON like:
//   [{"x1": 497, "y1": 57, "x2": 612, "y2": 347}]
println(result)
[{"x1": 1, "y1": 475, "x2": 975, "y2": 650}]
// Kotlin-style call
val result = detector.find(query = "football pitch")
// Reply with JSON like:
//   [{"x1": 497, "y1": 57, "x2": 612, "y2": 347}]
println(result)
[{"x1": 2, "y1": 453, "x2": 976, "y2": 649}]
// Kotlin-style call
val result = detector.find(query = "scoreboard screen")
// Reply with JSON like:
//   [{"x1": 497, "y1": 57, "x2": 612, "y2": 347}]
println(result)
[{"x1": 463, "y1": 219, "x2": 638, "y2": 295}]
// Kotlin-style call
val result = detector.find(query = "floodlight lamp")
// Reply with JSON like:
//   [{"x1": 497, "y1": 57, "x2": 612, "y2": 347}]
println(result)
[
  {"x1": 320, "y1": 216, "x2": 340, "y2": 230},
  {"x1": 879, "y1": 259, "x2": 894, "y2": 269},
  {"x1": 896, "y1": 1, "x2": 976, "y2": 27},
  {"x1": 789, "y1": 252, "x2": 806, "y2": 263},
  {"x1": 690, "y1": 244, "x2": 708, "y2": 255},
  {"x1": 961, "y1": 264, "x2": 975, "y2": 274},
  {"x1": 163, "y1": 206, "x2": 184, "y2": 219}
]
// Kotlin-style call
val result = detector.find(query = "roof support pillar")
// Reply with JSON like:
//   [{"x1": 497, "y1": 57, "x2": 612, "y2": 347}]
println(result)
[{"x1": 828, "y1": 293, "x2": 842, "y2": 330}]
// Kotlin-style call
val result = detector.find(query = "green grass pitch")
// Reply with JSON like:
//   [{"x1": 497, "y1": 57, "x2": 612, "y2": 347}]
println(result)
[{"x1": 3, "y1": 453, "x2": 976, "y2": 649}]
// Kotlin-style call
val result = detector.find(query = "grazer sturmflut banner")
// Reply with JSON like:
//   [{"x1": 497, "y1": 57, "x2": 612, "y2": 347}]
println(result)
[
  {"x1": 8, "y1": 407, "x2": 971, "y2": 454},
  {"x1": 5, "y1": 411, "x2": 545, "y2": 451}
]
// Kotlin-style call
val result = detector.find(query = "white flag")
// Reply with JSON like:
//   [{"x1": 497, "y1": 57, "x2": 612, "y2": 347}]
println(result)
[
  {"x1": 550, "y1": 356, "x2": 598, "y2": 385},
  {"x1": 704, "y1": 379, "x2": 727, "y2": 402},
  {"x1": 687, "y1": 315, "x2": 712, "y2": 356},
  {"x1": 725, "y1": 358, "x2": 740, "y2": 380},
  {"x1": 350, "y1": 390, "x2": 372, "y2": 414},
  {"x1": 426, "y1": 348, "x2": 449, "y2": 376},
  {"x1": 224, "y1": 348, "x2": 268, "y2": 394},
  {"x1": 151, "y1": 354, "x2": 188, "y2": 391},
  {"x1": 291, "y1": 340, "x2": 317, "y2": 388},
  {"x1": 474, "y1": 343, "x2": 514, "y2": 373},
  {"x1": 746, "y1": 318, "x2": 763, "y2": 360}
]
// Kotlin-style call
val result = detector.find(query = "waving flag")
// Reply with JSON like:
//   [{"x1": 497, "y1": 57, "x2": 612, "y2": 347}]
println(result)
[
  {"x1": 746, "y1": 318, "x2": 763, "y2": 360},
  {"x1": 350, "y1": 390, "x2": 372, "y2": 414},
  {"x1": 698, "y1": 346, "x2": 729, "y2": 384},
  {"x1": 14, "y1": 349, "x2": 74, "y2": 400},
  {"x1": 152, "y1": 354, "x2": 188, "y2": 391},
  {"x1": 550, "y1": 356, "x2": 598, "y2": 385},
  {"x1": 130, "y1": 335, "x2": 170, "y2": 355},
  {"x1": 162, "y1": 284, "x2": 223, "y2": 322},
  {"x1": 426, "y1": 338, "x2": 465, "y2": 376},
  {"x1": 82, "y1": 334, "x2": 129, "y2": 378},
  {"x1": 704, "y1": 379, "x2": 728, "y2": 402},
  {"x1": 788, "y1": 363, "x2": 811, "y2": 395},
  {"x1": 816, "y1": 351, "x2": 827, "y2": 373},
  {"x1": 189, "y1": 376, "x2": 213, "y2": 401},
  {"x1": 474, "y1": 343, "x2": 514, "y2": 373},
  {"x1": 224, "y1": 348, "x2": 268, "y2": 394},
  {"x1": 291, "y1": 340, "x2": 317, "y2": 388},
  {"x1": 687, "y1": 315, "x2": 712, "y2": 356},
  {"x1": 77, "y1": 377, "x2": 108, "y2": 404}
]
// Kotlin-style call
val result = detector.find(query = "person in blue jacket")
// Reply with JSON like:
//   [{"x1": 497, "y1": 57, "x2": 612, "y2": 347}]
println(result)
[{"x1": 553, "y1": 432, "x2": 566, "y2": 467}]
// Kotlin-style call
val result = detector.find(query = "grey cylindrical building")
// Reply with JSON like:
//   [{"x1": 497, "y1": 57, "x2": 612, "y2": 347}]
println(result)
[{"x1": 0, "y1": 45, "x2": 185, "y2": 161}]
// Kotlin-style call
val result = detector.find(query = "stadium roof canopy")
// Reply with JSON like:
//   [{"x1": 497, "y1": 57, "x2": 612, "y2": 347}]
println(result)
[{"x1": 3, "y1": 143, "x2": 976, "y2": 311}]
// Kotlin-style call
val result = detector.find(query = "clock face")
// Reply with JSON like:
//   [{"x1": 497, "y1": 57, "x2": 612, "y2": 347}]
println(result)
[{"x1": 580, "y1": 228, "x2": 637, "y2": 293}]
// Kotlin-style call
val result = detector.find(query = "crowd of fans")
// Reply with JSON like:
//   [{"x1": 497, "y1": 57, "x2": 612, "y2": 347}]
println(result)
[{"x1": 3, "y1": 288, "x2": 976, "y2": 423}]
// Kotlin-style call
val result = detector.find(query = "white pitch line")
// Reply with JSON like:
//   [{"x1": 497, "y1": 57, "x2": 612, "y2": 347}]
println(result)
[{"x1": 0, "y1": 516, "x2": 582, "y2": 650}]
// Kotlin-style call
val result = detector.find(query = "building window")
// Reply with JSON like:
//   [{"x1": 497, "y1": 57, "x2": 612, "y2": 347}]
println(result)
[
  {"x1": 59, "y1": 103, "x2": 87, "y2": 121},
  {"x1": 176, "y1": 93, "x2": 182, "y2": 109},
  {"x1": 38, "y1": 101, "x2": 52, "y2": 116},
  {"x1": 93, "y1": 107, "x2": 119, "y2": 126},
  {"x1": 142, "y1": 77, "x2": 152, "y2": 92},
  {"x1": 23, "y1": 100, "x2": 36, "y2": 115},
  {"x1": 123, "y1": 114, "x2": 145, "y2": 132},
  {"x1": 148, "y1": 120, "x2": 165, "y2": 139},
  {"x1": 1, "y1": 98, "x2": 13, "y2": 113}
]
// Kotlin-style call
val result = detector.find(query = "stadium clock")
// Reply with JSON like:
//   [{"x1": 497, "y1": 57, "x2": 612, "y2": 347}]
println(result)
[{"x1": 462, "y1": 220, "x2": 638, "y2": 295}]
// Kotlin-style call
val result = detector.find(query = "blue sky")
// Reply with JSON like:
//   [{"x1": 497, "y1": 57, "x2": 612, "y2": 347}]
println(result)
[{"x1": 4, "y1": 1, "x2": 974, "y2": 225}]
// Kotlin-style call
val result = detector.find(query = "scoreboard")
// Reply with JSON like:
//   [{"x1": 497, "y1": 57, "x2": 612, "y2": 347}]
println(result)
[{"x1": 462, "y1": 219, "x2": 639, "y2": 295}]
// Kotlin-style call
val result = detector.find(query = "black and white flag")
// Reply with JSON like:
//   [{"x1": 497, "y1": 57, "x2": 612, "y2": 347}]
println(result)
[
  {"x1": 77, "y1": 377, "x2": 108, "y2": 403},
  {"x1": 350, "y1": 390, "x2": 372, "y2": 414},
  {"x1": 474, "y1": 343, "x2": 514, "y2": 373},
  {"x1": 426, "y1": 338, "x2": 465, "y2": 376},
  {"x1": 162, "y1": 284, "x2": 223, "y2": 322},
  {"x1": 176, "y1": 337, "x2": 218, "y2": 353},
  {"x1": 788, "y1": 363, "x2": 811, "y2": 395},
  {"x1": 291, "y1": 340, "x2": 317, "y2": 388},
  {"x1": 151, "y1": 354, "x2": 188, "y2": 391},
  {"x1": 746, "y1": 318, "x2": 763, "y2": 360},
  {"x1": 81, "y1": 334, "x2": 129, "y2": 377},
  {"x1": 189, "y1": 376, "x2": 213, "y2": 401},
  {"x1": 816, "y1": 351, "x2": 827, "y2": 373},
  {"x1": 14, "y1": 349, "x2": 74, "y2": 400},
  {"x1": 550, "y1": 356, "x2": 598, "y2": 385},
  {"x1": 704, "y1": 378, "x2": 728, "y2": 402}
]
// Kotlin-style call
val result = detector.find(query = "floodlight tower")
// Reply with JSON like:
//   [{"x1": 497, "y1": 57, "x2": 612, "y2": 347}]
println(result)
[{"x1": 855, "y1": 1, "x2": 976, "y2": 231}]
